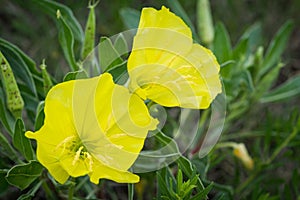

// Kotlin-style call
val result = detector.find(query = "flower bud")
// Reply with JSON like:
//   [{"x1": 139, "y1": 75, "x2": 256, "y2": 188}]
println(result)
[
  {"x1": 233, "y1": 143, "x2": 254, "y2": 170},
  {"x1": 197, "y1": 0, "x2": 214, "y2": 46},
  {"x1": 0, "y1": 51, "x2": 24, "y2": 118},
  {"x1": 40, "y1": 59, "x2": 53, "y2": 95}
]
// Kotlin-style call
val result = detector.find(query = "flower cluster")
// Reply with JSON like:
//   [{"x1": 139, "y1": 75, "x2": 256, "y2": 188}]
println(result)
[{"x1": 26, "y1": 6, "x2": 221, "y2": 184}]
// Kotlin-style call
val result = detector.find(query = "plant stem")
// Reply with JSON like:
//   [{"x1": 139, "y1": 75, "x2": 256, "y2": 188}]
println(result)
[
  {"x1": 266, "y1": 127, "x2": 297, "y2": 165},
  {"x1": 68, "y1": 178, "x2": 76, "y2": 200}
]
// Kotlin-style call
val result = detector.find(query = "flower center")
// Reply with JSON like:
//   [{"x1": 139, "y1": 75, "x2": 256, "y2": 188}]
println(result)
[{"x1": 55, "y1": 136, "x2": 93, "y2": 171}]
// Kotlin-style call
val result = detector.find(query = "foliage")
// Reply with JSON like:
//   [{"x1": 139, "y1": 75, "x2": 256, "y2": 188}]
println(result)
[{"x1": 0, "y1": 0, "x2": 299, "y2": 199}]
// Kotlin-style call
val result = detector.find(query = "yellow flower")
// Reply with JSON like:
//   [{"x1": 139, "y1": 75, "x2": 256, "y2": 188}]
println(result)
[
  {"x1": 128, "y1": 6, "x2": 221, "y2": 109},
  {"x1": 26, "y1": 73, "x2": 158, "y2": 184}
]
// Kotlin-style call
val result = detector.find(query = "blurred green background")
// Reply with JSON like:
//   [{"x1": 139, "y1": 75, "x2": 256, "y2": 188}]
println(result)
[
  {"x1": 0, "y1": 0, "x2": 299, "y2": 81},
  {"x1": 0, "y1": 0, "x2": 300, "y2": 199}
]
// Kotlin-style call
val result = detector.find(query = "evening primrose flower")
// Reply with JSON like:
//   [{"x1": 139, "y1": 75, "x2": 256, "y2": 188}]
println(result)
[
  {"x1": 26, "y1": 73, "x2": 158, "y2": 184},
  {"x1": 128, "y1": 6, "x2": 221, "y2": 109}
]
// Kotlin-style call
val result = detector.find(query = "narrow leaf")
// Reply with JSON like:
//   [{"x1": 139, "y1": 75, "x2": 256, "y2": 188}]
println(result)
[
  {"x1": 17, "y1": 180, "x2": 43, "y2": 200},
  {"x1": 0, "y1": 38, "x2": 39, "y2": 76},
  {"x1": 31, "y1": 0, "x2": 84, "y2": 43},
  {"x1": 13, "y1": 119, "x2": 34, "y2": 161},
  {"x1": 177, "y1": 156, "x2": 205, "y2": 191},
  {"x1": 189, "y1": 182, "x2": 213, "y2": 200},
  {"x1": 240, "y1": 22, "x2": 262, "y2": 52},
  {"x1": 0, "y1": 89, "x2": 15, "y2": 134},
  {"x1": 114, "y1": 33, "x2": 129, "y2": 58},
  {"x1": 0, "y1": 131, "x2": 19, "y2": 161},
  {"x1": 98, "y1": 37, "x2": 123, "y2": 72},
  {"x1": 0, "y1": 41, "x2": 37, "y2": 96},
  {"x1": 213, "y1": 22, "x2": 232, "y2": 64},
  {"x1": 63, "y1": 69, "x2": 88, "y2": 82},
  {"x1": 57, "y1": 10, "x2": 79, "y2": 71},
  {"x1": 260, "y1": 75, "x2": 300, "y2": 103},
  {"x1": 258, "y1": 20, "x2": 293, "y2": 79},
  {"x1": 34, "y1": 101, "x2": 45, "y2": 131}
]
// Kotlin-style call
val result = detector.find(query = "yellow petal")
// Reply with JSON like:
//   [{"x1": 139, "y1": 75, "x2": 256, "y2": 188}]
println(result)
[
  {"x1": 90, "y1": 159, "x2": 139, "y2": 184},
  {"x1": 26, "y1": 129, "x2": 70, "y2": 184},
  {"x1": 26, "y1": 73, "x2": 158, "y2": 184},
  {"x1": 26, "y1": 81, "x2": 76, "y2": 144},
  {"x1": 74, "y1": 73, "x2": 158, "y2": 171},
  {"x1": 137, "y1": 6, "x2": 192, "y2": 38},
  {"x1": 128, "y1": 6, "x2": 221, "y2": 109}
]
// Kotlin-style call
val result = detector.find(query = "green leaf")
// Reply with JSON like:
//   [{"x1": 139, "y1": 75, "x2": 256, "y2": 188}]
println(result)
[
  {"x1": 63, "y1": 69, "x2": 88, "y2": 82},
  {"x1": 157, "y1": 171, "x2": 173, "y2": 198},
  {"x1": 0, "y1": 131, "x2": 19, "y2": 162},
  {"x1": 257, "y1": 20, "x2": 293, "y2": 80},
  {"x1": 57, "y1": 10, "x2": 79, "y2": 71},
  {"x1": 20, "y1": 88, "x2": 40, "y2": 113},
  {"x1": 13, "y1": 119, "x2": 34, "y2": 161},
  {"x1": 0, "y1": 88, "x2": 15, "y2": 134},
  {"x1": 260, "y1": 75, "x2": 300, "y2": 103},
  {"x1": 17, "y1": 180, "x2": 43, "y2": 200},
  {"x1": 5, "y1": 161, "x2": 43, "y2": 190},
  {"x1": 177, "y1": 169, "x2": 183, "y2": 194},
  {"x1": 177, "y1": 156, "x2": 205, "y2": 191},
  {"x1": 213, "y1": 22, "x2": 232, "y2": 64},
  {"x1": 34, "y1": 101, "x2": 45, "y2": 131},
  {"x1": 0, "y1": 169, "x2": 9, "y2": 196},
  {"x1": 189, "y1": 182, "x2": 213, "y2": 200},
  {"x1": 31, "y1": 0, "x2": 84, "y2": 43},
  {"x1": 0, "y1": 38, "x2": 39, "y2": 76},
  {"x1": 119, "y1": 8, "x2": 140, "y2": 30},
  {"x1": 240, "y1": 70, "x2": 255, "y2": 92},
  {"x1": 255, "y1": 62, "x2": 283, "y2": 99},
  {"x1": 240, "y1": 22, "x2": 262, "y2": 52},
  {"x1": 114, "y1": 33, "x2": 129, "y2": 58},
  {"x1": 232, "y1": 38, "x2": 248, "y2": 60},
  {"x1": 0, "y1": 39, "x2": 37, "y2": 96},
  {"x1": 98, "y1": 37, "x2": 123, "y2": 72}
]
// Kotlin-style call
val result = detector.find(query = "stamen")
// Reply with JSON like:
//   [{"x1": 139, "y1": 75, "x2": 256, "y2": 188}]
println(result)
[
  {"x1": 54, "y1": 136, "x2": 75, "y2": 152},
  {"x1": 72, "y1": 146, "x2": 84, "y2": 165},
  {"x1": 85, "y1": 152, "x2": 93, "y2": 172}
]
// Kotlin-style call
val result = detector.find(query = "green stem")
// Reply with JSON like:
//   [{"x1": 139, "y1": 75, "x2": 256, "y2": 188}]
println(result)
[
  {"x1": 214, "y1": 142, "x2": 237, "y2": 149},
  {"x1": 266, "y1": 127, "x2": 297, "y2": 165},
  {"x1": 68, "y1": 178, "x2": 76, "y2": 200}
]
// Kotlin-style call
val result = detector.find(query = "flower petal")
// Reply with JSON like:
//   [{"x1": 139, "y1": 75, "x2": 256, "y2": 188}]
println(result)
[
  {"x1": 90, "y1": 159, "x2": 139, "y2": 184},
  {"x1": 128, "y1": 6, "x2": 222, "y2": 109},
  {"x1": 72, "y1": 73, "x2": 158, "y2": 172}
]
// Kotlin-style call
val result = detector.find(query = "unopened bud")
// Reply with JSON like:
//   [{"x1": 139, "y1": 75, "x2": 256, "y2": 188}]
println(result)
[
  {"x1": 197, "y1": 0, "x2": 214, "y2": 46},
  {"x1": 0, "y1": 51, "x2": 24, "y2": 118},
  {"x1": 40, "y1": 59, "x2": 53, "y2": 95},
  {"x1": 233, "y1": 143, "x2": 254, "y2": 170}
]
